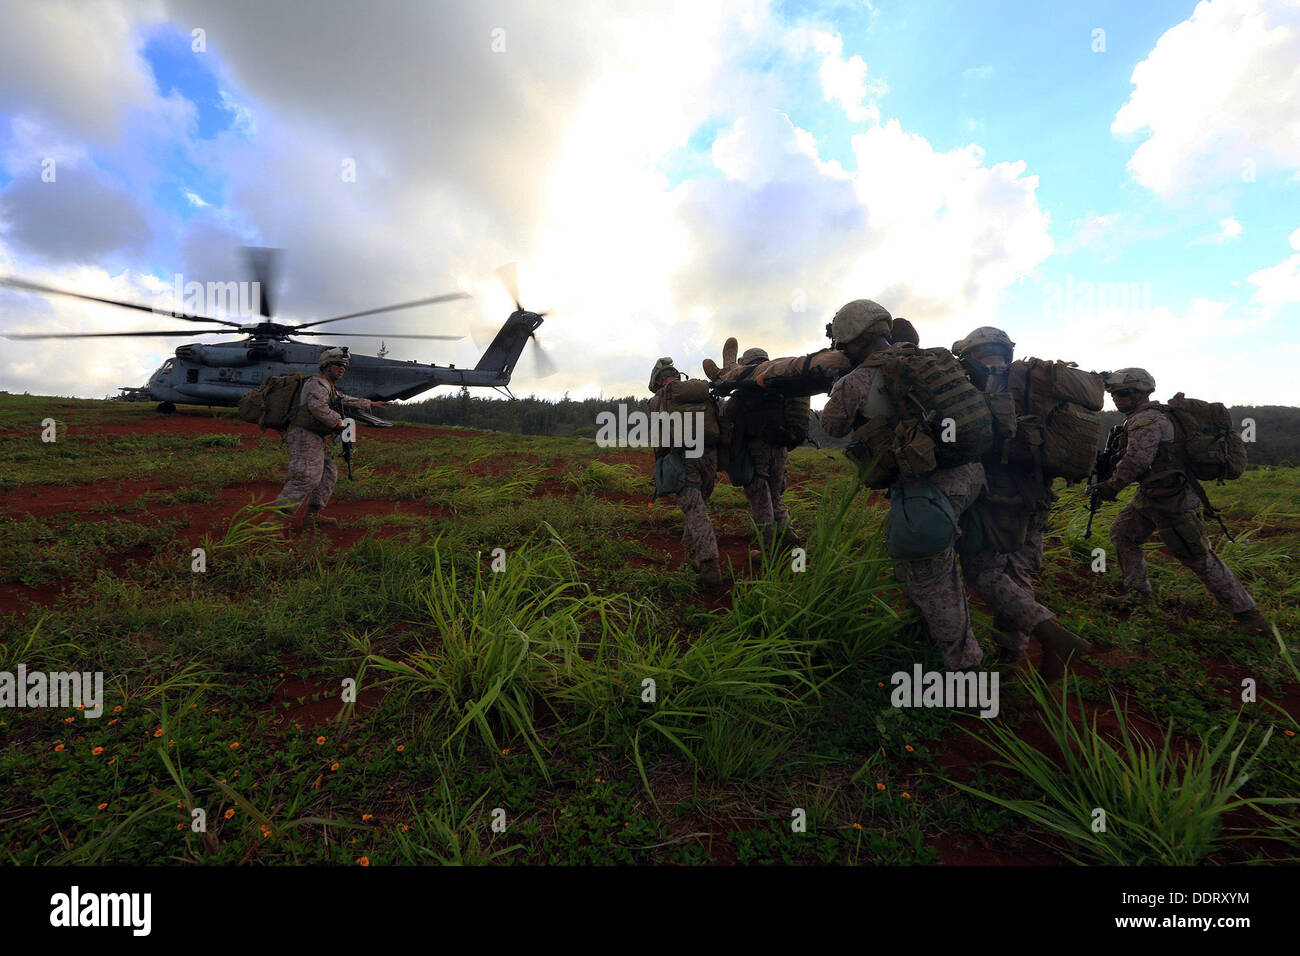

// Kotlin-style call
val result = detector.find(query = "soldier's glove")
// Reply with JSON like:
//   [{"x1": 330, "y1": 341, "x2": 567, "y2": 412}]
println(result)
[
  {"x1": 333, "y1": 422, "x2": 347, "y2": 434},
  {"x1": 1087, "y1": 481, "x2": 1118, "y2": 502}
]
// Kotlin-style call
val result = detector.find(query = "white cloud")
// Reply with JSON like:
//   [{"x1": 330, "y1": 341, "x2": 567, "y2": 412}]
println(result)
[
  {"x1": 787, "y1": 27, "x2": 887, "y2": 123},
  {"x1": 1112, "y1": 0, "x2": 1300, "y2": 196},
  {"x1": 1190, "y1": 216, "x2": 1244, "y2": 245},
  {"x1": 1247, "y1": 226, "x2": 1300, "y2": 308}
]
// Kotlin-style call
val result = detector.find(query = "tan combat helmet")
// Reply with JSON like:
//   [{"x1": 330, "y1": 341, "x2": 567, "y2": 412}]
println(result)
[
  {"x1": 740, "y1": 347, "x2": 769, "y2": 366},
  {"x1": 319, "y1": 347, "x2": 350, "y2": 369},
  {"x1": 648, "y1": 356, "x2": 679, "y2": 393},
  {"x1": 828, "y1": 299, "x2": 892, "y2": 348},
  {"x1": 1104, "y1": 368, "x2": 1156, "y2": 394},
  {"x1": 952, "y1": 327, "x2": 1015, "y2": 361}
]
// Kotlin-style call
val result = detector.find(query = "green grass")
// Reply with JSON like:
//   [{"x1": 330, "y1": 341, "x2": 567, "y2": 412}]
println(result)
[{"x1": 1, "y1": 393, "x2": 1297, "y2": 865}]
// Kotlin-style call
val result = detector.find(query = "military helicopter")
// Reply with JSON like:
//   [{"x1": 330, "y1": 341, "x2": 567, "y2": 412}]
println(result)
[{"x1": 1, "y1": 250, "x2": 555, "y2": 424}]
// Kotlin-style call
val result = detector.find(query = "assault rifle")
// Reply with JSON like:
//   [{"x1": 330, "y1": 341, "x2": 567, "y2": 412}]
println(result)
[
  {"x1": 330, "y1": 393, "x2": 354, "y2": 481},
  {"x1": 1084, "y1": 424, "x2": 1125, "y2": 539}
]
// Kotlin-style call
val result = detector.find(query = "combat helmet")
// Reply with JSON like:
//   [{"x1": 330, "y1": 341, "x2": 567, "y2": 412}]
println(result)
[
  {"x1": 648, "y1": 356, "x2": 679, "y2": 393},
  {"x1": 828, "y1": 299, "x2": 892, "y2": 348},
  {"x1": 1104, "y1": 368, "x2": 1156, "y2": 394},
  {"x1": 319, "y1": 347, "x2": 350, "y2": 368},
  {"x1": 952, "y1": 327, "x2": 1015, "y2": 361},
  {"x1": 740, "y1": 347, "x2": 769, "y2": 366}
]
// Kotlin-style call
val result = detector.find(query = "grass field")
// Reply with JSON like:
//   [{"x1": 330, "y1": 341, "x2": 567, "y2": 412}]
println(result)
[{"x1": 1, "y1": 394, "x2": 1297, "y2": 865}]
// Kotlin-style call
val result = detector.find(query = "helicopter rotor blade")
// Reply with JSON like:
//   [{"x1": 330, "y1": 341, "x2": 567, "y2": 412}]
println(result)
[
  {"x1": 243, "y1": 246, "x2": 280, "y2": 319},
  {"x1": 293, "y1": 291, "x2": 471, "y2": 330},
  {"x1": 496, "y1": 263, "x2": 523, "y2": 312},
  {"x1": 531, "y1": 334, "x2": 558, "y2": 379},
  {"x1": 3, "y1": 329, "x2": 234, "y2": 339},
  {"x1": 0, "y1": 276, "x2": 242, "y2": 327},
  {"x1": 299, "y1": 331, "x2": 464, "y2": 340}
]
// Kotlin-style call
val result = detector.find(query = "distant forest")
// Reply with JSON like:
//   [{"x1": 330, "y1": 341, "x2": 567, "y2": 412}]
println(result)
[{"x1": 386, "y1": 388, "x2": 1300, "y2": 468}]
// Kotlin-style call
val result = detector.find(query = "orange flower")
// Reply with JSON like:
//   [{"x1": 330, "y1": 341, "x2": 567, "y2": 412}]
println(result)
[
  {"x1": 1285, "y1": 730, "x2": 1295, "y2": 737},
  {"x1": 108, "y1": 758, "x2": 116, "y2": 765},
  {"x1": 876, "y1": 782, "x2": 885, "y2": 791},
  {"x1": 224, "y1": 809, "x2": 235, "y2": 819},
  {"x1": 76, "y1": 704, "x2": 85, "y2": 711},
  {"x1": 852, "y1": 822, "x2": 862, "y2": 830},
  {"x1": 905, "y1": 745, "x2": 914, "y2": 752},
  {"x1": 153, "y1": 728, "x2": 163, "y2": 737},
  {"x1": 54, "y1": 743, "x2": 65, "y2": 752},
  {"x1": 316, "y1": 736, "x2": 326, "y2": 745},
  {"x1": 594, "y1": 777, "x2": 603, "y2": 783},
  {"x1": 108, "y1": 719, "x2": 118, "y2": 726},
  {"x1": 64, "y1": 717, "x2": 75, "y2": 724},
  {"x1": 502, "y1": 748, "x2": 510, "y2": 755},
  {"x1": 97, "y1": 802, "x2": 108, "y2": 810},
  {"x1": 362, "y1": 813, "x2": 373, "y2": 821},
  {"x1": 113, "y1": 705, "x2": 122, "y2": 713},
  {"x1": 176, "y1": 823, "x2": 184, "y2": 831},
  {"x1": 229, "y1": 742, "x2": 240, "y2": 749},
  {"x1": 400, "y1": 825, "x2": 410, "y2": 832},
  {"x1": 92, "y1": 746, "x2": 104, "y2": 755},
  {"x1": 396, "y1": 744, "x2": 404, "y2": 752},
  {"x1": 357, "y1": 856, "x2": 370, "y2": 866},
  {"x1": 902, "y1": 792, "x2": 911, "y2": 799}
]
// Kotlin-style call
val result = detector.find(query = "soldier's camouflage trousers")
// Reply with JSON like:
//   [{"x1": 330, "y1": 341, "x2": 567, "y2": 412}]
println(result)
[
  {"x1": 1111, "y1": 489, "x2": 1255, "y2": 613},
  {"x1": 894, "y1": 462, "x2": 985, "y2": 670},
  {"x1": 962, "y1": 517, "x2": 1053, "y2": 654},
  {"x1": 742, "y1": 438, "x2": 790, "y2": 536},
  {"x1": 676, "y1": 449, "x2": 718, "y2": 565},
  {"x1": 274, "y1": 425, "x2": 338, "y2": 514}
]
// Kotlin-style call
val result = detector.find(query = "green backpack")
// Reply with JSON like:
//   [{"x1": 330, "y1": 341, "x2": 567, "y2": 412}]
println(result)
[
  {"x1": 1155, "y1": 393, "x2": 1247, "y2": 483},
  {"x1": 237, "y1": 372, "x2": 303, "y2": 431},
  {"x1": 847, "y1": 345, "x2": 994, "y2": 488}
]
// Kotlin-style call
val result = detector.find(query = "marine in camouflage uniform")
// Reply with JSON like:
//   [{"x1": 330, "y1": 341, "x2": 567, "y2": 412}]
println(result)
[
  {"x1": 648, "y1": 358, "x2": 721, "y2": 586},
  {"x1": 274, "y1": 348, "x2": 381, "y2": 529},
  {"x1": 820, "y1": 301, "x2": 986, "y2": 671},
  {"x1": 732, "y1": 347, "x2": 800, "y2": 553},
  {"x1": 952, "y1": 328, "x2": 1087, "y2": 679},
  {"x1": 1090, "y1": 369, "x2": 1269, "y2": 631}
]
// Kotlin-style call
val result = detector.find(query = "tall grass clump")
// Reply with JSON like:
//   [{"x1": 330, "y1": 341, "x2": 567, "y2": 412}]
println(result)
[
  {"x1": 949, "y1": 673, "x2": 1293, "y2": 865},
  {"x1": 729, "y1": 478, "x2": 907, "y2": 666}
]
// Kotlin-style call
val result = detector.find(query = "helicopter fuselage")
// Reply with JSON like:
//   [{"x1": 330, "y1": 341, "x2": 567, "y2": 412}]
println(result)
[{"x1": 126, "y1": 336, "x2": 513, "y2": 408}]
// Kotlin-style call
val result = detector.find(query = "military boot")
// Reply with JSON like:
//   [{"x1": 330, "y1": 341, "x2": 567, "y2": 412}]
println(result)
[
  {"x1": 1232, "y1": 608, "x2": 1273, "y2": 634},
  {"x1": 1033, "y1": 619, "x2": 1091, "y2": 682},
  {"x1": 696, "y1": 558, "x2": 722, "y2": 587},
  {"x1": 749, "y1": 525, "x2": 776, "y2": 562},
  {"x1": 306, "y1": 510, "x2": 340, "y2": 528},
  {"x1": 1101, "y1": 588, "x2": 1150, "y2": 611},
  {"x1": 780, "y1": 526, "x2": 804, "y2": 550}
]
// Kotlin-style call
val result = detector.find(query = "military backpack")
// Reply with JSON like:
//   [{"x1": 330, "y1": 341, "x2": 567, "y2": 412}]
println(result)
[
  {"x1": 995, "y1": 358, "x2": 1104, "y2": 482},
  {"x1": 659, "y1": 378, "x2": 720, "y2": 448},
  {"x1": 846, "y1": 345, "x2": 994, "y2": 488},
  {"x1": 236, "y1": 372, "x2": 304, "y2": 431},
  {"x1": 1152, "y1": 393, "x2": 1247, "y2": 483}
]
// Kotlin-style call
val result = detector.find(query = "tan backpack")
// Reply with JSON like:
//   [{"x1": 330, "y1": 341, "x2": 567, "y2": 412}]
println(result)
[
  {"x1": 999, "y1": 358, "x2": 1104, "y2": 482},
  {"x1": 1154, "y1": 393, "x2": 1247, "y2": 483},
  {"x1": 236, "y1": 372, "x2": 303, "y2": 431}
]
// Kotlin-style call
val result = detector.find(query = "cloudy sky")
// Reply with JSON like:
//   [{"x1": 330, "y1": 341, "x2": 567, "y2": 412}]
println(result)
[{"x1": 1, "y1": 0, "x2": 1298, "y2": 404}]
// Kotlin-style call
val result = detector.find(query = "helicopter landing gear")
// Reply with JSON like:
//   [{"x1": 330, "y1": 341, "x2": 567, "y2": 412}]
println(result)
[{"x1": 156, "y1": 402, "x2": 176, "y2": 414}]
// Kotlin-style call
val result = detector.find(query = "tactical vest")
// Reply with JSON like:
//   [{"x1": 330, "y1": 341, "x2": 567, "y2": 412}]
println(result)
[
  {"x1": 291, "y1": 375, "x2": 342, "y2": 436},
  {"x1": 1114, "y1": 404, "x2": 1185, "y2": 491}
]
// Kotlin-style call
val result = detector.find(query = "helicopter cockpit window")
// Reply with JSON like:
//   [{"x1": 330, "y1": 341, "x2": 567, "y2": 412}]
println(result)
[{"x1": 161, "y1": 359, "x2": 176, "y2": 371}]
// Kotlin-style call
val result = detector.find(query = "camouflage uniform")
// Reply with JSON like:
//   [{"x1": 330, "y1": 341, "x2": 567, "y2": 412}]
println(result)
[
  {"x1": 274, "y1": 374, "x2": 373, "y2": 514},
  {"x1": 648, "y1": 390, "x2": 719, "y2": 565},
  {"x1": 961, "y1": 468, "x2": 1056, "y2": 655},
  {"x1": 822, "y1": 361, "x2": 986, "y2": 670},
  {"x1": 1098, "y1": 401, "x2": 1256, "y2": 612},
  {"x1": 743, "y1": 436, "x2": 790, "y2": 536}
]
